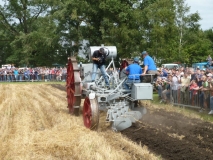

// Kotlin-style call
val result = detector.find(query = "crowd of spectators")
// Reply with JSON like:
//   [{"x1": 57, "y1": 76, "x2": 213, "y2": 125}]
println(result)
[
  {"x1": 154, "y1": 66, "x2": 213, "y2": 114},
  {"x1": 3, "y1": 61, "x2": 213, "y2": 114},
  {"x1": 0, "y1": 66, "x2": 67, "y2": 82}
]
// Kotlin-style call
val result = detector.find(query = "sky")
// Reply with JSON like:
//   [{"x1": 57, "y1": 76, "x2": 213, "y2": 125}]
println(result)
[
  {"x1": 0, "y1": 0, "x2": 212, "y2": 30},
  {"x1": 186, "y1": 0, "x2": 213, "y2": 30}
]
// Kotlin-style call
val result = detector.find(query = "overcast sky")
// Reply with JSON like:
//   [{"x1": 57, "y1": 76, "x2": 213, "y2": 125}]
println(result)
[
  {"x1": 186, "y1": 0, "x2": 213, "y2": 30},
  {"x1": 0, "y1": 0, "x2": 212, "y2": 30}
]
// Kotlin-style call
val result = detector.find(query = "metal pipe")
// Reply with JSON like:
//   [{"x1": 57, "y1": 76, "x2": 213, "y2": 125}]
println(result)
[{"x1": 172, "y1": 103, "x2": 200, "y2": 109}]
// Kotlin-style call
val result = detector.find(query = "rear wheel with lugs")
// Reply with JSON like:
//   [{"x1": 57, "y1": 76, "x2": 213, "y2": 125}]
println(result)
[{"x1": 66, "y1": 57, "x2": 81, "y2": 116}]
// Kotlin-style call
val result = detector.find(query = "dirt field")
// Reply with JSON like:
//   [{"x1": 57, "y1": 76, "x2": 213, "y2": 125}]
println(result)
[
  {"x1": 1, "y1": 83, "x2": 213, "y2": 160},
  {"x1": 122, "y1": 108, "x2": 213, "y2": 160}
]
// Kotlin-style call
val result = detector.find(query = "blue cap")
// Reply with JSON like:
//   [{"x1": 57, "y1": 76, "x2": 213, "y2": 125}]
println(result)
[
  {"x1": 134, "y1": 57, "x2": 139, "y2": 62},
  {"x1": 141, "y1": 51, "x2": 147, "y2": 55}
]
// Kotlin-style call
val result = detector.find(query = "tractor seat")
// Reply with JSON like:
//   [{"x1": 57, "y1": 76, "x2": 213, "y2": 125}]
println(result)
[{"x1": 141, "y1": 74, "x2": 157, "y2": 83}]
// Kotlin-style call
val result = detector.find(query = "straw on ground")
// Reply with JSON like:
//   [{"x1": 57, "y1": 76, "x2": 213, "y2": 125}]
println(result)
[{"x1": 0, "y1": 84, "x2": 158, "y2": 160}]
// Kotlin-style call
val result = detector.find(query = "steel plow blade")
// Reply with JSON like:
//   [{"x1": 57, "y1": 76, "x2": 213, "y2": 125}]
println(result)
[
  {"x1": 124, "y1": 111, "x2": 142, "y2": 123},
  {"x1": 112, "y1": 117, "x2": 132, "y2": 131},
  {"x1": 131, "y1": 107, "x2": 147, "y2": 116}
]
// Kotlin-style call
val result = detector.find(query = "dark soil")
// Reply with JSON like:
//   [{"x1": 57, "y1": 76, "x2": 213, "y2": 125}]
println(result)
[{"x1": 121, "y1": 108, "x2": 213, "y2": 160}]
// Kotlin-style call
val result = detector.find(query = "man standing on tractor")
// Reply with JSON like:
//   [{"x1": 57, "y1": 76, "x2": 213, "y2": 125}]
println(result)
[
  {"x1": 141, "y1": 51, "x2": 158, "y2": 75},
  {"x1": 91, "y1": 48, "x2": 109, "y2": 87},
  {"x1": 207, "y1": 55, "x2": 212, "y2": 68},
  {"x1": 141, "y1": 51, "x2": 158, "y2": 82}
]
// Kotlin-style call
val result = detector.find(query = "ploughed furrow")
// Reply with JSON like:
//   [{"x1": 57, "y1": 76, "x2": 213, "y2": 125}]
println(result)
[
  {"x1": 0, "y1": 84, "x2": 158, "y2": 160},
  {"x1": 122, "y1": 108, "x2": 213, "y2": 160}
]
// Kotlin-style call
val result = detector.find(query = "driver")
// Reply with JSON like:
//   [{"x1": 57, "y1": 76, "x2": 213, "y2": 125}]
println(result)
[
  {"x1": 91, "y1": 48, "x2": 109, "y2": 87},
  {"x1": 124, "y1": 57, "x2": 142, "y2": 89}
]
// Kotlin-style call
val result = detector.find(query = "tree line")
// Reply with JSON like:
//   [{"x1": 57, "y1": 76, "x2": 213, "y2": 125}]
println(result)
[{"x1": 0, "y1": 0, "x2": 212, "y2": 67}]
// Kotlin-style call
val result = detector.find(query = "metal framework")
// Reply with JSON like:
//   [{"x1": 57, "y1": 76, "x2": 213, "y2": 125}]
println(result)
[{"x1": 66, "y1": 46, "x2": 153, "y2": 131}]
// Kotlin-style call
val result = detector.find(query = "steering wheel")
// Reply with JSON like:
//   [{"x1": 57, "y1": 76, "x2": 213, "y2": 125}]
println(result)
[{"x1": 103, "y1": 47, "x2": 110, "y2": 57}]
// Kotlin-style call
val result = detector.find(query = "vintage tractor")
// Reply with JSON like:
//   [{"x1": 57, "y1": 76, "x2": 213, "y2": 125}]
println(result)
[{"x1": 66, "y1": 46, "x2": 153, "y2": 131}]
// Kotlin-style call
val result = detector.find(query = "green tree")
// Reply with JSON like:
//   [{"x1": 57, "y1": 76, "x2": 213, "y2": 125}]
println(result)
[
  {"x1": 204, "y1": 28, "x2": 213, "y2": 54},
  {"x1": 185, "y1": 30, "x2": 212, "y2": 63},
  {"x1": 138, "y1": 0, "x2": 177, "y2": 64},
  {"x1": 174, "y1": 0, "x2": 212, "y2": 64},
  {"x1": 0, "y1": 0, "x2": 212, "y2": 67},
  {"x1": 81, "y1": 0, "x2": 142, "y2": 57},
  {"x1": 0, "y1": 0, "x2": 61, "y2": 66}
]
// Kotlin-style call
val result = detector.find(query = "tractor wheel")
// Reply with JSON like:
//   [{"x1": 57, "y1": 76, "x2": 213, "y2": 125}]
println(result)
[
  {"x1": 83, "y1": 96, "x2": 99, "y2": 130},
  {"x1": 66, "y1": 57, "x2": 81, "y2": 116}
]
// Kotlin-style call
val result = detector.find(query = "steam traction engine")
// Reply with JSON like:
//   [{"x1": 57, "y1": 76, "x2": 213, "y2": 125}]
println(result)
[{"x1": 66, "y1": 46, "x2": 153, "y2": 131}]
